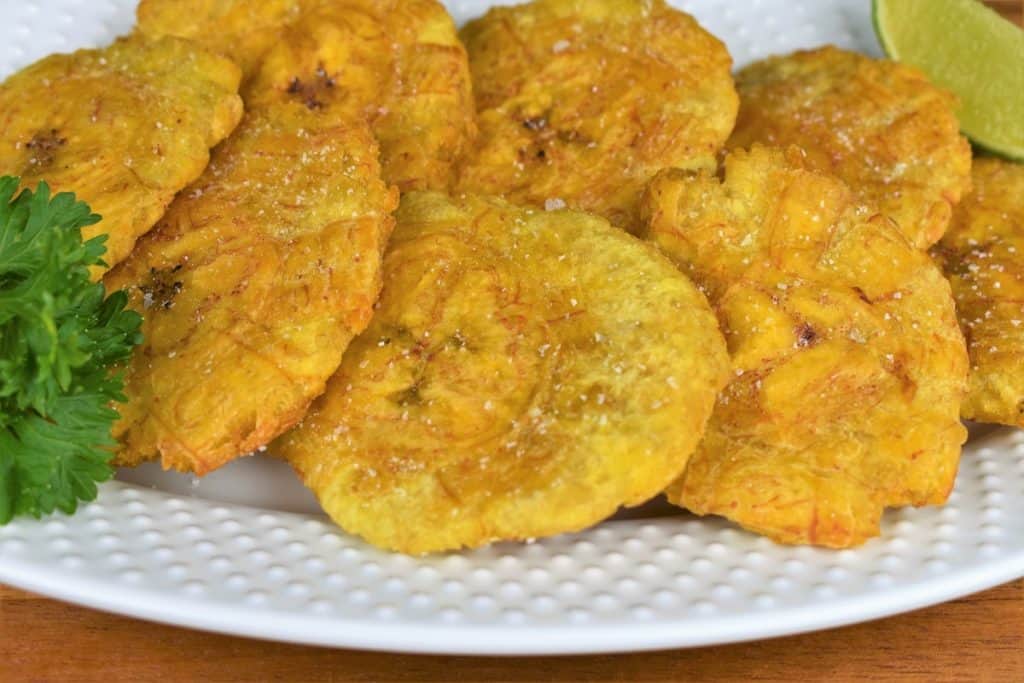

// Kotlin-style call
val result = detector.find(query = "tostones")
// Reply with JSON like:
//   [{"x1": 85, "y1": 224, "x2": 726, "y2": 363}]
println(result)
[
  {"x1": 105, "y1": 47, "x2": 398, "y2": 475},
  {"x1": 456, "y1": 0, "x2": 738, "y2": 234},
  {"x1": 136, "y1": 0, "x2": 476, "y2": 191},
  {"x1": 276, "y1": 192, "x2": 730, "y2": 554},
  {"x1": 933, "y1": 157, "x2": 1024, "y2": 427},
  {"x1": 641, "y1": 145, "x2": 968, "y2": 548},
  {"x1": 728, "y1": 47, "x2": 972, "y2": 249},
  {"x1": 136, "y1": 0, "x2": 301, "y2": 78},
  {"x1": 0, "y1": 36, "x2": 243, "y2": 276}
]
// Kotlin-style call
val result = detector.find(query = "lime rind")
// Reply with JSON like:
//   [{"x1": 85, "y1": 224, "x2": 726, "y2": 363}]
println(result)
[{"x1": 873, "y1": 0, "x2": 1024, "y2": 162}]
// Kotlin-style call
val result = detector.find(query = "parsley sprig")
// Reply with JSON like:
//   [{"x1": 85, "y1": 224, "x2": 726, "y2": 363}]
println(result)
[{"x1": 0, "y1": 177, "x2": 142, "y2": 524}]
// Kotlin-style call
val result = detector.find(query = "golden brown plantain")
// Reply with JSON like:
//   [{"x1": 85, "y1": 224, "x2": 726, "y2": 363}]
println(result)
[
  {"x1": 933, "y1": 157, "x2": 1024, "y2": 427},
  {"x1": 105, "y1": 40, "x2": 397, "y2": 475},
  {"x1": 728, "y1": 47, "x2": 972, "y2": 249},
  {"x1": 136, "y1": 0, "x2": 300, "y2": 77},
  {"x1": 456, "y1": 0, "x2": 737, "y2": 234},
  {"x1": 0, "y1": 36, "x2": 243, "y2": 276},
  {"x1": 137, "y1": 0, "x2": 475, "y2": 191},
  {"x1": 277, "y1": 192, "x2": 730, "y2": 554},
  {"x1": 641, "y1": 145, "x2": 968, "y2": 548}
]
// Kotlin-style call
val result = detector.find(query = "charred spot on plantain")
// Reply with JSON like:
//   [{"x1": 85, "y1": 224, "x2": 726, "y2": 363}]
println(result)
[
  {"x1": 25, "y1": 129, "x2": 67, "y2": 168},
  {"x1": 519, "y1": 111, "x2": 592, "y2": 161},
  {"x1": 522, "y1": 116, "x2": 548, "y2": 132},
  {"x1": 795, "y1": 322, "x2": 818, "y2": 348},
  {"x1": 315, "y1": 65, "x2": 336, "y2": 89},
  {"x1": 287, "y1": 78, "x2": 323, "y2": 110},
  {"x1": 287, "y1": 63, "x2": 336, "y2": 111},
  {"x1": 140, "y1": 265, "x2": 185, "y2": 311},
  {"x1": 382, "y1": 325, "x2": 417, "y2": 346}
]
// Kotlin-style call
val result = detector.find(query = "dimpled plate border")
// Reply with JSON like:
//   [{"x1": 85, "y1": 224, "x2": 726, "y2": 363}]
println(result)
[{"x1": 1, "y1": 0, "x2": 1022, "y2": 656}]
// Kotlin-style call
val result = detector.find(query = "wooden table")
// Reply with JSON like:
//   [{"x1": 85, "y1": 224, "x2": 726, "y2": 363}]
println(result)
[
  {"x1": 988, "y1": 0, "x2": 1024, "y2": 24},
  {"x1": 2, "y1": 581, "x2": 1022, "y2": 681}
]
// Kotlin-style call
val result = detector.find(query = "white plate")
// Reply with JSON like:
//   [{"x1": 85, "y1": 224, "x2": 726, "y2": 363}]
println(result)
[{"x1": 1, "y1": 0, "x2": 1022, "y2": 656}]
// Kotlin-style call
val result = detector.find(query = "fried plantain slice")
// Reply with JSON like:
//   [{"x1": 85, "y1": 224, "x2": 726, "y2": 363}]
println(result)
[
  {"x1": 137, "y1": 0, "x2": 475, "y2": 191},
  {"x1": 933, "y1": 158, "x2": 1024, "y2": 427},
  {"x1": 456, "y1": 0, "x2": 737, "y2": 234},
  {"x1": 136, "y1": 0, "x2": 300, "y2": 77},
  {"x1": 728, "y1": 47, "x2": 972, "y2": 249},
  {"x1": 0, "y1": 36, "x2": 243, "y2": 276},
  {"x1": 641, "y1": 146, "x2": 968, "y2": 548},
  {"x1": 276, "y1": 192, "x2": 730, "y2": 554},
  {"x1": 105, "y1": 50, "x2": 398, "y2": 474}
]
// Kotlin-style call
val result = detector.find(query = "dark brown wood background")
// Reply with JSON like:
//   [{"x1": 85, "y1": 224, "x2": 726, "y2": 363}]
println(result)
[
  {"x1": 988, "y1": 0, "x2": 1023, "y2": 24},
  {"x1": 3, "y1": 2, "x2": 1023, "y2": 682},
  {"x1": 2, "y1": 582, "x2": 1022, "y2": 682}
]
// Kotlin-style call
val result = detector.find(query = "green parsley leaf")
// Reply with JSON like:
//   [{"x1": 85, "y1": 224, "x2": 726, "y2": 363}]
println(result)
[{"x1": 0, "y1": 177, "x2": 142, "y2": 524}]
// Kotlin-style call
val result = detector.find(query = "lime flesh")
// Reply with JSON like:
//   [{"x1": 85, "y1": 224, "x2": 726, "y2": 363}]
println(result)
[{"x1": 874, "y1": 0, "x2": 1024, "y2": 161}]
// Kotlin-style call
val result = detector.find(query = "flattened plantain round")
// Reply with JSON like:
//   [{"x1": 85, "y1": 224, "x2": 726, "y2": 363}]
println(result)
[
  {"x1": 456, "y1": 0, "x2": 737, "y2": 234},
  {"x1": 728, "y1": 47, "x2": 972, "y2": 249},
  {"x1": 933, "y1": 158, "x2": 1024, "y2": 427},
  {"x1": 0, "y1": 36, "x2": 243, "y2": 277},
  {"x1": 105, "y1": 45, "x2": 398, "y2": 475},
  {"x1": 277, "y1": 192, "x2": 730, "y2": 554},
  {"x1": 137, "y1": 0, "x2": 476, "y2": 192},
  {"x1": 642, "y1": 146, "x2": 968, "y2": 548}
]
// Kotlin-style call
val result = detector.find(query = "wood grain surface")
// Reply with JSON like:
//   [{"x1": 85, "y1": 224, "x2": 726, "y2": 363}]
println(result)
[
  {"x1": 2, "y1": 2, "x2": 1023, "y2": 682},
  {"x1": 2, "y1": 581, "x2": 1022, "y2": 682},
  {"x1": 987, "y1": 0, "x2": 1023, "y2": 24}
]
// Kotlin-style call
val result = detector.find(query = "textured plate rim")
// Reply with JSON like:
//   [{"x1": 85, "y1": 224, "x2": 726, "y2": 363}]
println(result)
[{"x1": 2, "y1": 481, "x2": 1023, "y2": 655}]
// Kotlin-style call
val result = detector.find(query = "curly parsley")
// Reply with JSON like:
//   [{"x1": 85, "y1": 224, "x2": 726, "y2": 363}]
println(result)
[{"x1": 0, "y1": 177, "x2": 142, "y2": 524}]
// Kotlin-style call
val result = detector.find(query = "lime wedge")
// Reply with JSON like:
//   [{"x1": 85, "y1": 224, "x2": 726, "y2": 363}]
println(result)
[{"x1": 873, "y1": 0, "x2": 1024, "y2": 161}]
